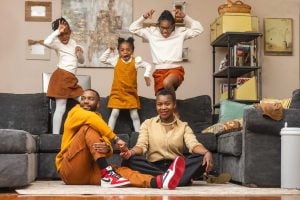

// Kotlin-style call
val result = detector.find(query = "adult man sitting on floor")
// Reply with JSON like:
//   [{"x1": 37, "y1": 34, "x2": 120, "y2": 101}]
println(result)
[{"x1": 56, "y1": 89, "x2": 185, "y2": 189}]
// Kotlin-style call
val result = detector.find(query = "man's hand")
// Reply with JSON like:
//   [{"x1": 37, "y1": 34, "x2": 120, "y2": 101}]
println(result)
[
  {"x1": 115, "y1": 138, "x2": 128, "y2": 152},
  {"x1": 93, "y1": 138, "x2": 110, "y2": 154}
]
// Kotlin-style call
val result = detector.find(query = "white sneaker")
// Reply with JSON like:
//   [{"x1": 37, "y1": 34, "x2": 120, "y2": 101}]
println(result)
[
  {"x1": 156, "y1": 156, "x2": 186, "y2": 189},
  {"x1": 101, "y1": 166, "x2": 130, "y2": 188}
]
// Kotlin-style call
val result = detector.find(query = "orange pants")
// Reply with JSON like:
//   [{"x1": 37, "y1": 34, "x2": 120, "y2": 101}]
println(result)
[
  {"x1": 152, "y1": 66, "x2": 185, "y2": 95},
  {"x1": 58, "y1": 125, "x2": 153, "y2": 187}
]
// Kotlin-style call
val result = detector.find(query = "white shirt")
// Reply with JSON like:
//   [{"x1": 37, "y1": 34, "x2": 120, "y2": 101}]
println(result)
[
  {"x1": 100, "y1": 48, "x2": 153, "y2": 77},
  {"x1": 129, "y1": 15, "x2": 204, "y2": 70},
  {"x1": 44, "y1": 30, "x2": 80, "y2": 74}
]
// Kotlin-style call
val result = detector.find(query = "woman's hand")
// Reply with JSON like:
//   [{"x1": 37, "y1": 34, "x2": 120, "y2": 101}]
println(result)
[
  {"x1": 202, "y1": 151, "x2": 214, "y2": 173},
  {"x1": 120, "y1": 149, "x2": 135, "y2": 160},
  {"x1": 143, "y1": 9, "x2": 155, "y2": 19}
]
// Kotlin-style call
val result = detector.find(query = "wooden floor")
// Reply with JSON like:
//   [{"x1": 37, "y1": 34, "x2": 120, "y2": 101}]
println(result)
[{"x1": 1, "y1": 194, "x2": 300, "y2": 200}]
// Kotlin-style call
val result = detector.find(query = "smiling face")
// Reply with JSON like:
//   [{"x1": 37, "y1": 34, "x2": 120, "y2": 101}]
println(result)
[
  {"x1": 156, "y1": 94, "x2": 176, "y2": 123},
  {"x1": 118, "y1": 42, "x2": 133, "y2": 62},
  {"x1": 159, "y1": 20, "x2": 174, "y2": 38},
  {"x1": 80, "y1": 90, "x2": 100, "y2": 112}
]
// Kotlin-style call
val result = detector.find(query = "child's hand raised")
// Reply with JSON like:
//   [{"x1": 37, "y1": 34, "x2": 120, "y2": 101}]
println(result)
[
  {"x1": 144, "y1": 77, "x2": 151, "y2": 87},
  {"x1": 143, "y1": 9, "x2": 155, "y2": 19},
  {"x1": 58, "y1": 20, "x2": 68, "y2": 33},
  {"x1": 174, "y1": 8, "x2": 186, "y2": 19}
]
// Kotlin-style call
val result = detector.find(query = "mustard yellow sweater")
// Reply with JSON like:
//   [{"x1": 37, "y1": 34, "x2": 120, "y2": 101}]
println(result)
[{"x1": 56, "y1": 104, "x2": 115, "y2": 171}]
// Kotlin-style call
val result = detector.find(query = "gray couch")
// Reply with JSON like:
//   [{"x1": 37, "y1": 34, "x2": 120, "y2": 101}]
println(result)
[
  {"x1": 0, "y1": 93, "x2": 215, "y2": 188},
  {"x1": 217, "y1": 89, "x2": 300, "y2": 187}
]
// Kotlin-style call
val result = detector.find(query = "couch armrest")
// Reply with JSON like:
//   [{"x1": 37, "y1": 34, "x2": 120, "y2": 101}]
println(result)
[{"x1": 243, "y1": 108, "x2": 284, "y2": 136}]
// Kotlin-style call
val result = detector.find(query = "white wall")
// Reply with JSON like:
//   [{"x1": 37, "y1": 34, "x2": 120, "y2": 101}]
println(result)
[{"x1": 0, "y1": 0, "x2": 299, "y2": 99}]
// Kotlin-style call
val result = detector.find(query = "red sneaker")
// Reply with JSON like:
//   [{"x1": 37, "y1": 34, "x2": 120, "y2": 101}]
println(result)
[
  {"x1": 156, "y1": 156, "x2": 186, "y2": 190},
  {"x1": 101, "y1": 166, "x2": 130, "y2": 188}
]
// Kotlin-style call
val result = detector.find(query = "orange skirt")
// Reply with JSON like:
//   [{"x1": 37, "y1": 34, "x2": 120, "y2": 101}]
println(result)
[
  {"x1": 47, "y1": 68, "x2": 83, "y2": 99},
  {"x1": 152, "y1": 66, "x2": 185, "y2": 95}
]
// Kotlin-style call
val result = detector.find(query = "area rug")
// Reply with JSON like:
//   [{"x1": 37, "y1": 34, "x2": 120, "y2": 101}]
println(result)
[{"x1": 15, "y1": 181, "x2": 300, "y2": 196}]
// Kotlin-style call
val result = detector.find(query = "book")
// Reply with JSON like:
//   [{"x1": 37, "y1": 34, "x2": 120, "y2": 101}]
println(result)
[{"x1": 233, "y1": 43, "x2": 257, "y2": 67}]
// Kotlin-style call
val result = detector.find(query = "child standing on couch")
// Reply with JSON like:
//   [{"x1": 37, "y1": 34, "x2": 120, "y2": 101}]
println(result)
[
  {"x1": 100, "y1": 37, "x2": 152, "y2": 132},
  {"x1": 44, "y1": 17, "x2": 84, "y2": 134}
]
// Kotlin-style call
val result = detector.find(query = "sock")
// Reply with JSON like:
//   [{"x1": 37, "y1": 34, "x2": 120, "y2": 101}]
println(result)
[
  {"x1": 150, "y1": 177, "x2": 158, "y2": 188},
  {"x1": 97, "y1": 157, "x2": 109, "y2": 175}
]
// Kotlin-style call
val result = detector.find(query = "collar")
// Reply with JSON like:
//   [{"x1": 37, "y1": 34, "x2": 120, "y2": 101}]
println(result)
[{"x1": 155, "y1": 115, "x2": 178, "y2": 125}]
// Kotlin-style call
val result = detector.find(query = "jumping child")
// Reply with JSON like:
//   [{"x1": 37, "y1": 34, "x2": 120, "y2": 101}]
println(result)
[
  {"x1": 100, "y1": 37, "x2": 152, "y2": 132},
  {"x1": 44, "y1": 17, "x2": 85, "y2": 134},
  {"x1": 129, "y1": 9, "x2": 203, "y2": 95}
]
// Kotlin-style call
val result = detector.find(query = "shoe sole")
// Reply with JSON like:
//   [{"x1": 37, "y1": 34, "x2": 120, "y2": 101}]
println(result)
[
  {"x1": 163, "y1": 156, "x2": 185, "y2": 190},
  {"x1": 101, "y1": 180, "x2": 131, "y2": 188}
]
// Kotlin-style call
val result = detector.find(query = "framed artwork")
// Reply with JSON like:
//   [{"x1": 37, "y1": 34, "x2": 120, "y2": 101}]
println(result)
[
  {"x1": 26, "y1": 39, "x2": 50, "y2": 60},
  {"x1": 61, "y1": 0, "x2": 133, "y2": 68},
  {"x1": 264, "y1": 18, "x2": 293, "y2": 56},
  {"x1": 25, "y1": 1, "x2": 52, "y2": 22}
]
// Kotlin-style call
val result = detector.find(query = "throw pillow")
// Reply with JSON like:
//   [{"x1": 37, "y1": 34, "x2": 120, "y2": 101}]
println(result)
[
  {"x1": 219, "y1": 100, "x2": 254, "y2": 123},
  {"x1": 202, "y1": 119, "x2": 243, "y2": 135}
]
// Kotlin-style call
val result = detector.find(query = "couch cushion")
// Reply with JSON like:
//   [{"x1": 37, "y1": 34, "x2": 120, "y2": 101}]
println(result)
[
  {"x1": 218, "y1": 131, "x2": 242, "y2": 156},
  {"x1": 195, "y1": 132, "x2": 217, "y2": 152},
  {"x1": 202, "y1": 119, "x2": 242, "y2": 135},
  {"x1": 219, "y1": 100, "x2": 254, "y2": 123},
  {"x1": 290, "y1": 89, "x2": 300, "y2": 109},
  {"x1": 0, "y1": 153, "x2": 37, "y2": 188},
  {"x1": 0, "y1": 93, "x2": 49, "y2": 134},
  {"x1": 178, "y1": 95, "x2": 212, "y2": 133},
  {"x1": 0, "y1": 129, "x2": 36, "y2": 153},
  {"x1": 38, "y1": 134, "x2": 62, "y2": 152}
]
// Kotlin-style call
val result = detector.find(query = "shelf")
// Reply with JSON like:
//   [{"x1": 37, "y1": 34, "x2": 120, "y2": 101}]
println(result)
[
  {"x1": 214, "y1": 66, "x2": 260, "y2": 78},
  {"x1": 213, "y1": 99, "x2": 260, "y2": 108},
  {"x1": 211, "y1": 32, "x2": 262, "y2": 47}
]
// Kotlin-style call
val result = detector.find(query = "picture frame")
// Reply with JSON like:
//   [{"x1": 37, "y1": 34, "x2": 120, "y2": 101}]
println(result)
[
  {"x1": 25, "y1": 1, "x2": 52, "y2": 22},
  {"x1": 26, "y1": 39, "x2": 51, "y2": 60},
  {"x1": 264, "y1": 18, "x2": 293, "y2": 56},
  {"x1": 61, "y1": 0, "x2": 133, "y2": 68}
]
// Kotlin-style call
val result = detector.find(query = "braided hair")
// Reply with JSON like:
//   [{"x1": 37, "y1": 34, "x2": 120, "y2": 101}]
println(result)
[{"x1": 117, "y1": 37, "x2": 135, "y2": 51}]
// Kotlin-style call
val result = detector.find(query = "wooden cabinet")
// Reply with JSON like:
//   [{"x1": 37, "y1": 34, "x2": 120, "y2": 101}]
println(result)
[{"x1": 211, "y1": 32, "x2": 263, "y2": 112}]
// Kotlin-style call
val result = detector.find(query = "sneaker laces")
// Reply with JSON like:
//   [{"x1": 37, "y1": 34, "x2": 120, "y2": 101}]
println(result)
[{"x1": 107, "y1": 169, "x2": 122, "y2": 179}]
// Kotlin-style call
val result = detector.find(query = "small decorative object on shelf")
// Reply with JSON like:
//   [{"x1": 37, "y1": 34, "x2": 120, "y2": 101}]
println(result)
[{"x1": 218, "y1": 0, "x2": 251, "y2": 16}]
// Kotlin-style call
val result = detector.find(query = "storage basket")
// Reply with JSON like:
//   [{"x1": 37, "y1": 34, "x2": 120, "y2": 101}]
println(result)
[{"x1": 218, "y1": 0, "x2": 251, "y2": 15}]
